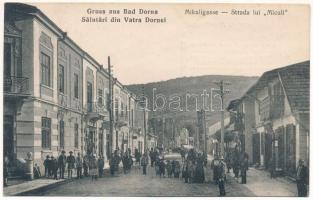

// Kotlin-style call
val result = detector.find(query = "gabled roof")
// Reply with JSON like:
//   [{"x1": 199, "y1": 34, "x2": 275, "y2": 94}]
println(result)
[
  {"x1": 245, "y1": 60, "x2": 310, "y2": 112},
  {"x1": 278, "y1": 61, "x2": 309, "y2": 112}
]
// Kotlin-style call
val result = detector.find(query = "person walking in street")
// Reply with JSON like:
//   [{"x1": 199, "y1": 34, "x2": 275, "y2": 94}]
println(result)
[
  {"x1": 89, "y1": 154, "x2": 98, "y2": 181},
  {"x1": 141, "y1": 152, "x2": 149, "y2": 175},
  {"x1": 83, "y1": 154, "x2": 90, "y2": 177},
  {"x1": 159, "y1": 158, "x2": 166, "y2": 178},
  {"x1": 98, "y1": 155, "x2": 105, "y2": 177},
  {"x1": 240, "y1": 152, "x2": 249, "y2": 184},
  {"x1": 173, "y1": 161, "x2": 181, "y2": 178},
  {"x1": 67, "y1": 151, "x2": 75, "y2": 179},
  {"x1": 232, "y1": 147, "x2": 240, "y2": 179},
  {"x1": 225, "y1": 151, "x2": 232, "y2": 173},
  {"x1": 211, "y1": 154, "x2": 219, "y2": 184},
  {"x1": 149, "y1": 148, "x2": 154, "y2": 167},
  {"x1": 166, "y1": 160, "x2": 172, "y2": 178},
  {"x1": 76, "y1": 152, "x2": 83, "y2": 179},
  {"x1": 58, "y1": 150, "x2": 66, "y2": 179},
  {"x1": 51, "y1": 155, "x2": 58, "y2": 180},
  {"x1": 109, "y1": 153, "x2": 115, "y2": 175},
  {"x1": 44, "y1": 155, "x2": 50, "y2": 178},
  {"x1": 217, "y1": 157, "x2": 226, "y2": 196},
  {"x1": 33, "y1": 163, "x2": 41, "y2": 179},
  {"x1": 296, "y1": 159, "x2": 308, "y2": 197},
  {"x1": 4, "y1": 155, "x2": 9, "y2": 186},
  {"x1": 181, "y1": 148, "x2": 186, "y2": 162},
  {"x1": 135, "y1": 148, "x2": 141, "y2": 167}
]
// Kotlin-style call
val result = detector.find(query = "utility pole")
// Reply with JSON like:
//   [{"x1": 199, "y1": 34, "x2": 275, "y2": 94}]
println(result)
[
  {"x1": 214, "y1": 80, "x2": 231, "y2": 157},
  {"x1": 142, "y1": 86, "x2": 147, "y2": 152},
  {"x1": 108, "y1": 56, "x2": 114, "y2": 158}
]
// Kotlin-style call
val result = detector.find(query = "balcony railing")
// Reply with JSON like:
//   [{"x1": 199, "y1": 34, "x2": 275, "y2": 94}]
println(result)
[
  {"x1": 4, "y1": 76, "x2": 29, "y2": 94},
  {"x1": 259, "y1": 96, "x2": 270, "y2": 121},
  {"x1": 86, "y1": 102, "x2": 108, "y2": 114}
]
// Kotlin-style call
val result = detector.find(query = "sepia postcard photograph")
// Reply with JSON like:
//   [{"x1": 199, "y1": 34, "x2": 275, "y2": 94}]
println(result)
[{"x1": 1, "y1": 1, "x2": 310, "y2": 197}]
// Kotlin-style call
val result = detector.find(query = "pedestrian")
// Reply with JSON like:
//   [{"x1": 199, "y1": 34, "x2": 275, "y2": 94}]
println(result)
[
  {"x1": 194, "y1": 154, "x2": 205, "y2": 183},
  {"x1": 51, "y1": 155, "x2": 58, "y2": 180},
  {"x1": 83, "y1": 154, "x2": 89, "y2": 177},
  {"x1": 211, "y1": 154, "x2": 219, "y2": 184},
  {"x1": 217, "y1": 157, "x2": 226, "y2": 196},
  {"x1": 58, "y1": 150, "x2": 66, "y2": 179},
  {"x1": 67, "y1": 151, "x2": 75, "y2": 179},
  {"x1": 149, "y1": 148, "x2": 154, "y2": 167},
  {"x1": 89, "y1": 154, "x2": 98, "y2": 181},
  {"x1": 122, "y1": 152, "x2": 128, "y2": 174},
  {"x1": 135, "y1": 148, "x2": 141, "y2": 167},
  {"x1": 4, "y1": 155, "x2": 9, "y2": 186},
  {"x1": 33, "y1": 163, "x2": 41, "y2": 179},
  {"x1": 174, "y1": 161, "x2": 181, "y2": 178},
  {"x1": 109, "y1": 153, "x2": 115, "y2": 175},
  {"x1": 166, "y1": 160, "x2": 172, "y2": 178},
  {"x1": 181, "y1": 149, "x2": 186, "y2": 162},
  {"x1": 155, "y1": 156, "x2": 160, "y2": 176},
  {"x1": 240, "y1": 152, "x2": 249, "y2": 184},
  {"x1": 98, "y1": 155, "x2": 104, "y2": 177},
  {"x1": 296, "y1": 159, "x2": 308, "y2": 197},
  {"x1": 225, "y1": 151, "x2": 232, "y2": 173},
  {"x1": 159, "y1": 158, "x2": 166, "y2": 178},
  {"x1": 232, "y1": 147, "x2": 240, "y2": 179},
  {"x1": 43, "y1": 155, "x2": 50, "y2": 178},
  {"x1": 141, "y1": 152, "x2": 149, "y2": 175},
  {"x1": 76, "y1": 152, "x2": 83, "y2": 179}
]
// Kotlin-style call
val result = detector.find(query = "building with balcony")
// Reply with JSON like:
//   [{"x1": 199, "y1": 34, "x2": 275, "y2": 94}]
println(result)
[
  {"x1": 3, "y1": 3, "x2": 145, "y2": 175},
  {"x1": 227, "y1": 61, "x2": 309, "y2": 177}
]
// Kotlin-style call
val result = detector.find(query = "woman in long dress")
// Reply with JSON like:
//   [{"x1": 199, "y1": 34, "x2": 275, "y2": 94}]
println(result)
[{"x1": 89, "y1": 154, "x2": 98, "y2": 181}]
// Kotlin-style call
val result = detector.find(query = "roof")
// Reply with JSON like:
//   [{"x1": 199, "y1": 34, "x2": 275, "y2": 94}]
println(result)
[
  {"x1": 244, "y1": 60, "x2": 310, "y2": 112},
  {"x1": 278, "y1": 61, "x2": 309, "y2": 112},
  {"x1": 5, "y1": 3, "x2": 138, "y2": 100}
]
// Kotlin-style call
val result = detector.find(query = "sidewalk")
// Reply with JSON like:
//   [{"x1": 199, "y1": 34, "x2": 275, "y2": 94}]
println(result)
[
  {"x1": 3, "y1": 177, "x2": 73, "y2": 196},
  {"x1": 228, "y1": 168, "x2": 297, "y2": 197},
  {"x1": 4, "y1": 161, "x2": 121, "y2": 196},
  {"x1": 207, "y1": 154, "x2": 297, "y2": 196}
]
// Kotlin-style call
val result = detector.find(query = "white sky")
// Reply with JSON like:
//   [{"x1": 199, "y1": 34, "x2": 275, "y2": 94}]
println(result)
[{"x1": 31, "y1": 3, "x2": 309, "y2": 84}]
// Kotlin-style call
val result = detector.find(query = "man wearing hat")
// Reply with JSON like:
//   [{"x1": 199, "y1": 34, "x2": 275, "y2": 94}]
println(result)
[
  {"x1": 76, "y1": 152, "x2": 83, "y2": 179},
  {"x1": 67, "y1": 151, "x2": 76, "y2": 179},
  {"x1": 43, "y1": 155, "x2": 50, "y2": 178},
  {"x1": 58, "y1": 150, "x2": 67, "y2": 179},
  {"x1": 51, "y1": 155, "x2": 58, "y2": 180},
  {"x1": 217, "y1": 156, "x2": 226, "y2": 196},
  {"x1": 296, "y1": 159, "x2": 308, "y2": 197}
]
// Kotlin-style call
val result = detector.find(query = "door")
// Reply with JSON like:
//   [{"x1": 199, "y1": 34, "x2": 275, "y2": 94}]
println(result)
[
  {"x1": 252, "y1": 133, "x2": 260, "y2": 164},
  {"x1": 87, "y1": 82, "x2": 93, "y2": 112},
  {"x1": 4, "y1": 115, "x2": 14, "y2": 162},
  {"x1": 264, "y1": 133, "x2": 272, "y2": 169}
]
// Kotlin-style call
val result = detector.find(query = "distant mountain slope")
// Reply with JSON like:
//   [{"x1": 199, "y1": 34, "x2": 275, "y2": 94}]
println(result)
[{"x1": 127, "y1": 75, "x2": 258, "y2": 127}]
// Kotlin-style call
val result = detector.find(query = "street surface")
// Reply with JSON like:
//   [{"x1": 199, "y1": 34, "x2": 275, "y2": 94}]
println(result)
[{"x1": 33, "y1": 164, "x2": 255, "y2": 197}]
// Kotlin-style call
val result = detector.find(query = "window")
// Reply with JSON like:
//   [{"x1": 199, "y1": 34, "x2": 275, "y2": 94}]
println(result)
[
  {"x1": 75, "y1": 123, "x2": 79, "y2": 148},
  {"x1": 42, "y1": 117, "x2": 51, "y2": 149},
  {"x1": 87, "y1": 82, "x2": 93, "y2": 112},
  {"x1": 115, "y1": 99, "x2": 119, "y2": 121},
  {"x1": 74, "y1": 74, "x2": 79, "y2": 99},
  {"x1": 99, "y1": 132, "x2": 103, "y2": 156},
  {"x1": 41, "y1": 52, "x2": 51, "y2": 87},
  {"x1": 98, "y1": 89, "x2": 103, "y2": 106},
  {"x1": 59, "y1": 65, "x2": 65, "y2": 93},
  {"x1": 121, "y1": 102, "x2": 124, "y2": 117},
  {"x1": 59, "y1": 120, "x2": 65, "y2": 149}
]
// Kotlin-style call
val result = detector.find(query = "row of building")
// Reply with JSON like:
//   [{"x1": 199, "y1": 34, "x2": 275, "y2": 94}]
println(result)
[
  {"x1": 207, "y1": 61, "x2": 309, "y2": 178},
  {"x1": 4, "y1": 3, "x2": 157, "y2": 173}
]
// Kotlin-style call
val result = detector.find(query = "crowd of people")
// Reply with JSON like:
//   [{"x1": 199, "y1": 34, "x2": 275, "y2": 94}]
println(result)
[{"x1": 41, "y1": 150, "x2": 105, "y2": 181}]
